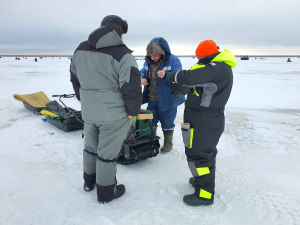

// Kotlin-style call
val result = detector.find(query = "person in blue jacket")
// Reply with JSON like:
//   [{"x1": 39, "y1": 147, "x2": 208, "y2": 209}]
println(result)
[{"x1": 140, "y1": 37, "x2": 185, "y2": 153}]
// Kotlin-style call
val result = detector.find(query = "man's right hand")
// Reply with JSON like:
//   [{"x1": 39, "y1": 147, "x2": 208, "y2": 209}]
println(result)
[
  {"x1": 128, "y1": 115, "x2": 134, "y2": 119},
  {"x1": 142, "y1": 78, "x2": 149, "y2": 86}
]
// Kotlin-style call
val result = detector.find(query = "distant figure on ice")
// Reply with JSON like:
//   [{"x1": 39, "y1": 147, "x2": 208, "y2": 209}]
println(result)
[
  {"x1": 35, "y1": 58, "x2": 38, "y2": 62},
  {"x1": 287, "y1": 58, "x2": 292, "y2": 62},
  {"x1": 70, "y1": 15, "x2": 142, "y2": 204},
  {"x1": 168, "y1": 40, "x2": 237, "y2": 206},
  {"x1": 140, "y1": 37, "x2": 185, "y2": 153}
]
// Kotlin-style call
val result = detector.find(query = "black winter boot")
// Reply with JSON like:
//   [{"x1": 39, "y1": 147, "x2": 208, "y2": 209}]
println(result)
[
  {"x1": 189, "y1": 177, "x2": 195, "y2": 188},
  {"x1": 84, "y1": 183, "x2": 95, "y2": 192},
  {"x1": 83, "y1": 172, "x2": 96, "y2": 192},
  {"x1": 97, "y1": 184, "x2": 126, "y2": 204},
  {"x1": 113, "y1": 184, "x2": 126, "y2": 199},
  {"x1": 183, "y1": 194, "x2": 214, "y2": 206}
]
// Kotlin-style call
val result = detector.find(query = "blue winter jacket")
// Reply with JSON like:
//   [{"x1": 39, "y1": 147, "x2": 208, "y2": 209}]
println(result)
[{"x1": 140, "y1": 37, "x2": 185, "y2": 112}]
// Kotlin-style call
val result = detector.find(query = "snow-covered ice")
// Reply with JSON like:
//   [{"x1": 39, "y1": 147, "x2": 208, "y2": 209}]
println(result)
[{"x1": 0, "y1": 56, "x2": 300, "y2": 225}]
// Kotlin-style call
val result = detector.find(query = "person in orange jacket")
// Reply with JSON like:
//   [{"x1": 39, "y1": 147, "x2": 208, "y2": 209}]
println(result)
[{"x1": 168, "y1": 40, "x2": 237, "y2": 206}]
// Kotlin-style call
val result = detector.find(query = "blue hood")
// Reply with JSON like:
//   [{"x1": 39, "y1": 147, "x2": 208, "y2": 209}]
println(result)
[{"x1": 147, "y1": 37, "x2": 171, "y2": 61}]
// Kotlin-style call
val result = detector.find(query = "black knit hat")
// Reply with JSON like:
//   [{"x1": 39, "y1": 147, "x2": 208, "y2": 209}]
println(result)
[{"x1": 101, "y1": 15, "x2": 128, "y2": 34}]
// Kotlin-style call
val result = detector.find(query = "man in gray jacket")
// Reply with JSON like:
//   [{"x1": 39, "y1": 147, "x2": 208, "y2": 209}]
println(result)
[{"x1": 70, "y1": 15, "x2": 142, "y2": 203}]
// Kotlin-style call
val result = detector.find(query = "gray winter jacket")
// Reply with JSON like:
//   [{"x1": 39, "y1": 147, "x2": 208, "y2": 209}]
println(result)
[{"x1": 70, "y1": 23, "x2": 142, "y2": 123}]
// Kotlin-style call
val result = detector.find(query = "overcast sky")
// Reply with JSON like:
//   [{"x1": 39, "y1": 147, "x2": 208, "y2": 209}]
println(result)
[{"x1": 1, "y1": 0, "x2": 299, "y2": 55}]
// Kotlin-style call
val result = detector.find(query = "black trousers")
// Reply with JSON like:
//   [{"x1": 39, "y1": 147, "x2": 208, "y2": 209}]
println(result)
[{"x1": 183, "y1": 106, "x2": 225, "y2": 200}]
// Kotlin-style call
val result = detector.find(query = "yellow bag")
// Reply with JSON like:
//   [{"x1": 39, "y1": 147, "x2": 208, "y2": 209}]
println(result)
[{"x1": 40, "y1": 110, "x2": 58, "y2": 117}]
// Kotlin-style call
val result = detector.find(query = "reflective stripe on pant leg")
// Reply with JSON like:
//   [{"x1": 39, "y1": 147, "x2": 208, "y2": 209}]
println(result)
[
  {"x1": 188, "y1": 159, "x2": 213, "y2": 199},
  {"x1": 188, "y1": 161, "x2": 210, "y2": 177},
  {"x1": 187, "y1": 156, "x2": 216, "y2": 200},
  {"x1": 199, "y1": 189, "x2": 212, "y2": 199},
  {"x1": 182, "y1": 128, "x2": 194, "y2": 148}
]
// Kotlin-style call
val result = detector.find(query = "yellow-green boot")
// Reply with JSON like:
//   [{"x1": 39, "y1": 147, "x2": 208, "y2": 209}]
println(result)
[{"x1": 161, "y1": 132, "x2": 173, "y2": 153}]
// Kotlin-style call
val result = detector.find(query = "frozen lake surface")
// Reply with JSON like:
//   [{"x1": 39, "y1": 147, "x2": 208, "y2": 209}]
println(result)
[{"x1": 0, "y1": 56, "x2": 300, "y2": 225}]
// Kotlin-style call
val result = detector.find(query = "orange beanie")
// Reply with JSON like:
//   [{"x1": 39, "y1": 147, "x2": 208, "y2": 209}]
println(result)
[{"x1": 195, "y1": 40, "x2": 219, "y2": 57}]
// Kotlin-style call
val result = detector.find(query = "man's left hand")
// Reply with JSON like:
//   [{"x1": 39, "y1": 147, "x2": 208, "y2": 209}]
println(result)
[{"x1": 157, "y1": 70, "x2": 165, "y2": 78}]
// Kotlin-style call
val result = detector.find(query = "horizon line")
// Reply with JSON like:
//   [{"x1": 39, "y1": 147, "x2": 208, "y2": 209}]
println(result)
[{"x1": 1, "y1": 54, "x2": 300, "y2": 58}]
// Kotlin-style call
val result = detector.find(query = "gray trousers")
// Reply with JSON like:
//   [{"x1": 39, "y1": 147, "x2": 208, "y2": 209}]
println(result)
[{"x1": 83, "y1": 117, "x2": 132, "y2": 197}]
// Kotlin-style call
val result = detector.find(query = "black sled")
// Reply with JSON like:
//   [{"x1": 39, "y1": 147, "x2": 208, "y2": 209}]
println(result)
[
  {"x1": 118, "y1": 111, "x2": 160, "y2": 165},
  {"x1": 50, "y1": 96, "x2": 159, "y2": 164},
  {"x1": 15, "y1": 91, "x2": 83, "y2": 132},
  {"x1": 50, "y1": 94, "x2": 84, "y2": 132},
  {"x1": 17, "y1": 92, "x2": 160, "y2": 164}
]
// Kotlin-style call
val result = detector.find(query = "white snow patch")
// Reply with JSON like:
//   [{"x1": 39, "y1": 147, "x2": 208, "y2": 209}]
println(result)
[{"x1": 1, "y1": 56, "x2": 300, "y2": 225}]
